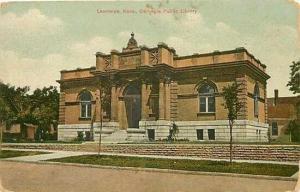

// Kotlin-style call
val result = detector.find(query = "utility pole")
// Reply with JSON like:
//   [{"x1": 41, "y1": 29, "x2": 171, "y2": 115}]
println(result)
[
  {"x1": 98, "y1": 90, "x2": 103, "y2": 156},
  {"x1": 0, "y1": 121, "x2": 3, "y2": 153}
]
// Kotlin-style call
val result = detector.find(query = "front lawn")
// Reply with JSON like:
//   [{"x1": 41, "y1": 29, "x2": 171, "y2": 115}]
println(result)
[
  {"x1": 0, "y1": 150, "x2": 47, "y2": 158},
  {"x1": 48, "y1": 155, "x2": 298, "y2": 177}
]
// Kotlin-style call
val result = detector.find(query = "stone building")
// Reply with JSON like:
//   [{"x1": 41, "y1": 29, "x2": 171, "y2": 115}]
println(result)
[
  {"x1": 57, "y1": 33, "x2": 270, "y2": 142},
  {"x1": 268, "y1": 89, "x2": 300, "y2": 139}
]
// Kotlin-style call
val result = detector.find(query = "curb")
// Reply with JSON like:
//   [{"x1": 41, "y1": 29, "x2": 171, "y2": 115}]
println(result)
[{"x1": 1, "y1": 159, "x2": 297, "y2": 182}]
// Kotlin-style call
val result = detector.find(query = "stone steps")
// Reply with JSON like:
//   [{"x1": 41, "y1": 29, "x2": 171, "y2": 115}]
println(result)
[{"x1": 101, "y1": 130, "x2": 128, "y2": 143}]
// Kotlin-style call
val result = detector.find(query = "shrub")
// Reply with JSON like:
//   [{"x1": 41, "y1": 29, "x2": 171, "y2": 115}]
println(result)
[
  {"x1": 286, "y1": 120, "x2": 300, "y2": 142},
  {"x1": 76, "y1": 131, "x2": 84, "y2": 141},
  {"x1": 167, "y1": 122, "x2": 179, "y2": 142}
]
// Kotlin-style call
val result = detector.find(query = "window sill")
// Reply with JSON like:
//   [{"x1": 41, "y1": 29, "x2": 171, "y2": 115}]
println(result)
[
  {"x1": 79, "y1": 117, "x2": 91, "y2": 121},
  {"x1": 197, "y1": 112, "x2": 215, "y2": 116}
]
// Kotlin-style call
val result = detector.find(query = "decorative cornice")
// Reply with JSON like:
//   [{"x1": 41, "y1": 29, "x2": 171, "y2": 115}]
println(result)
[
  {"x1": 157, "y1": 42, "x2": 176, "y2": 54},
  {"x1": 60, "y1": 67, "x2": 95, "y2": 73}
]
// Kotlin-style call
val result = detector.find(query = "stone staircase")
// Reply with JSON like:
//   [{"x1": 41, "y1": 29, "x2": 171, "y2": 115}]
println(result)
[{"x1": 101, "y1": 130, "x2": 128, "y2": 143}]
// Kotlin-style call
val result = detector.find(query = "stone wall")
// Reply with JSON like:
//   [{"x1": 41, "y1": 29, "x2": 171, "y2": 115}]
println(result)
[
  {"x1": 58, "y1": 122, "x2": 119, "y2": 141},
  {"x1": 4, "y1": 143, "x2": 300, "y2": 162},
  {"x1": 139, "y1": 120, "x2": 268, "y2": 142}
]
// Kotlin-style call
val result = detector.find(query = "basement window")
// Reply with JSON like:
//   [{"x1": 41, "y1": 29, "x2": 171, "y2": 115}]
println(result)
[{"x1": 208, "y1": 129, "x2": 215, "y2": 140}]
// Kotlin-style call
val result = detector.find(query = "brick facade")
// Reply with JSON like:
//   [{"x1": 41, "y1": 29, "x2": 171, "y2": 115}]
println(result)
[
  {"x1": 57, "y1": 34, "x2": 270, "y2": 142},
  {"x1": 267, "y1": 93, "x2": 300, "y2": 138}
]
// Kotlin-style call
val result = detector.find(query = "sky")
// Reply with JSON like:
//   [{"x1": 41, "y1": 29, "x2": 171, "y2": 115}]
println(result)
[{"x1": 0, "y1": 0, "x2": 299, "y2": 97}]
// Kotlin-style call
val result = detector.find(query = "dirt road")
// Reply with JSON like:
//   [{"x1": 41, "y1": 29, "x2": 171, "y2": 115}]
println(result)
[{"x1": 0, "y1": 161, "x2": 296, "y2": 192}]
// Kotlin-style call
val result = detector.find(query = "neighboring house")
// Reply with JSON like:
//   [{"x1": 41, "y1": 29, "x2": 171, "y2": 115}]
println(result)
[
  {"x1": 57, "y1": 33, "x2": 270, "y2": 142},
  {"x1": 2, "y1": 123, "x2": 38, "y2": 140},
  {"x1": 267, "y1": 89, "x2": 300, "y2": 139}
]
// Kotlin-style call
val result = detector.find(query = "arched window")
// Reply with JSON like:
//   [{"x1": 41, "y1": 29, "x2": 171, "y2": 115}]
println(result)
[
  {"x1": 79, "y1": 91, "x2": 92, "y2": 118},
  {"x1": 124, "y1": 84, "x2": 140, "y2": 95},
  {"x1": 198, "y1": 84, "x2": 216, "y2": 113},
  {"x1": 254, "y1": 84, "x2": 259, "y2": 117}
]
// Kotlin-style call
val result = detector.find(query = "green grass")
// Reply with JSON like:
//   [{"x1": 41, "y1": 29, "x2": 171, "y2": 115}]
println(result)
[
  {"x1": 48, "y1": 155, "x2": 298, "y2": 177},
  {"x1": 0, "y1": 150, "x2": 47, "y2": 158}
]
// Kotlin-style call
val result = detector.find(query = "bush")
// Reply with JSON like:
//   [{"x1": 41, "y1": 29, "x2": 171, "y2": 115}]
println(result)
[
  {"x1": 167, "y1": 122, "x2": 179, "y2": 142},
  {"x1": 286, "y1": 120, "x2": 300, "y2": 142},
  {"x1": 2, "y1": 133, "x2": 21, "y2": 142},
  {"x1": 76, "y1": 131, "x2": 84, "y2": 141}
]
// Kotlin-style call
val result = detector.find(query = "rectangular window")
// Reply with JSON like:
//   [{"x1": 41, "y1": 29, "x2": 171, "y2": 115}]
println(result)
[
  {"x1": 197, "y1": 129, "x2": 203, "y2": 140},
  {"x1": 147, "y1": 129, "x2": 155, "y2": 141},
  {"x1": 81, "y1": 104, "x2": 87, "y2": 118},
  {"x1": 200, "y1": 97, "x2": 206, "y2": 112},
  {"x1": 81, "y1": 103, "x2": 91, "y2": 118},
  {"x1": 208, "y1": 97, "x2": 215, "y2": 112},
  {"x1": 208, "y1": 129, "x2": 215, "y2": 140},
  {"x1": 272, "y1": 122, "x2": 278, "y2": 136},
  {"x1": 254, "y1": 98, "x2": 259, "y2": 117},
  {"x1": 87, "y1": 103, "x2": 92, "y2": 117}
]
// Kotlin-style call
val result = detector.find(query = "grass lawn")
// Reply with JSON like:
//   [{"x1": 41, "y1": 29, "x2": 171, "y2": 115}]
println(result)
[
  {"x1": 48, "y1": 155, "x2": 298, "y2": 177},
  {"x1": 0, "y1": 150, "x2": 47, "y2": 158}
]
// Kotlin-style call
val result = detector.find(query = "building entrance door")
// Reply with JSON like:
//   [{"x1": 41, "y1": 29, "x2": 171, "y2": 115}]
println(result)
[{"x1": 124, "y1": 84, "x2": 141, "y2": 128}]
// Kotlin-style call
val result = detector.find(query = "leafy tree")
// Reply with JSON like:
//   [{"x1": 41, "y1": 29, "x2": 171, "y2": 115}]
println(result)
[
  {"x1": 30, "y1": 86, "x2": 59, "y2": 140},
  {"x1": 286, "y1": 120, "x2": 300, "y2": 142},
  {"x1": 0, "y1": 97, "x2": 12, "y2": 152},
  {"x1": 0, "y1": 82, "x2": 59, "y2": 141},
  {"x1": 222, "y1": 82, "x2": 243, "y2": 163},
  {"x1": 287, "y1": 61, "x2": 300, "y2": 94},
  {"x1": 0, "y1": 83, "x2": 32, "y2": 138}
]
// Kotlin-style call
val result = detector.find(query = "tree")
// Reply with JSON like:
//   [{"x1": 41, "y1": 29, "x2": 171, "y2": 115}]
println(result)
[
  {"x1": 0, "y1": 97, "x2": 10, "y2": 152},
  {"x1": 287, "y1": 61, "x2": 300, "y2": 94},
  {"x1": 0, "y1": 83, "x2": 31, "y2": 139},
  {"x1": 0, "y1": 83, "x2": 59, "y2": 141},
  {"x1": 221, "y1": 82, "x2": 243, "y2": 163},
  {"x1": 30, "y1": 86, "x2": 59, "y2": 140},
  {"x1": 97, "y1": 76, "x2": 113, "y2": 156},
  {"x1": 286, "y1": 120, "x2": 300, "y2": 142}
]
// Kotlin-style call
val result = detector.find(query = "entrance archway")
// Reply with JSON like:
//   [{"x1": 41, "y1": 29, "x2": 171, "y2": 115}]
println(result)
[{"x1": 124, "y1": 84, "x2": 141, "y2": 128}]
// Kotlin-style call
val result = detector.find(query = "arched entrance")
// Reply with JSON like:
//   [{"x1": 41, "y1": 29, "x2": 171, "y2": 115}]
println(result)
[{"x1": 124, "y1": 84, "x2": 141, "y2": 128}]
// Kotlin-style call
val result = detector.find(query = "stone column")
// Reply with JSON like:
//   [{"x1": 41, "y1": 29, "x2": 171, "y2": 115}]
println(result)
[
  {"x1": 111, "y1": 50, "x2": 119, "y2": 70},
  {"x1": 264, "y1": 84, "x2": 268, "y2": 124},
  {"x1": 141, "y1": 83, "x2": 148, "y2": 120},
  {"x1": 95, "y1": 52, "x2": 106, "y2": 71},
  {"x1": 95, "y1": 89, "x2": 101, "y2": 122},
  {"x1": 236, "y1": 75, "x2": 248, "y2": 120},
  {"x1": 110, "y1": 85, "x2": 118, "y2": 121},
  {"x1": 165, "y1": 81, "x2": 171, "y2": 120},
  {"x1": 159, "y1": 80, "x2": 166, "y2": 120},
  {"x1": 58, "y1": 92, "x2": 66, "y2": 124},
  {"x1": 141, "y1": 46, "x2": 149, "y2": 66}
]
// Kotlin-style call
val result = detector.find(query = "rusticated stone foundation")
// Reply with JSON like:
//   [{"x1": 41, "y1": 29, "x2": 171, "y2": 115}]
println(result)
[{"x1": 4, "y1": 143, "x2": 300, "y2": 162}]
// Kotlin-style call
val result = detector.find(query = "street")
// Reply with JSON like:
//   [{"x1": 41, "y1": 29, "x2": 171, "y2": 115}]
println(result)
[{"x1": 0, "y1": 161, "x2": 296, "y2": 192}]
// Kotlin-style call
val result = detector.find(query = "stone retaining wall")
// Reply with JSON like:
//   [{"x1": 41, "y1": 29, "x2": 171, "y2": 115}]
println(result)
[{"x1": 3, "y1": 143, "x2": 300, "y2": 162}]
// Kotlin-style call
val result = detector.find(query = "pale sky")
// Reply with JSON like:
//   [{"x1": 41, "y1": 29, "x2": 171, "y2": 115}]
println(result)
[{"x1": 0, "y1": 0, "x2": 299, "y2": 97}]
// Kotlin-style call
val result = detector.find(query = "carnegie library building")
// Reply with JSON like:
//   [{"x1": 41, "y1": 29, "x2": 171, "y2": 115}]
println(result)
[{"x1": 57, "y1": 33, "x2": 270, "y2": 142}]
